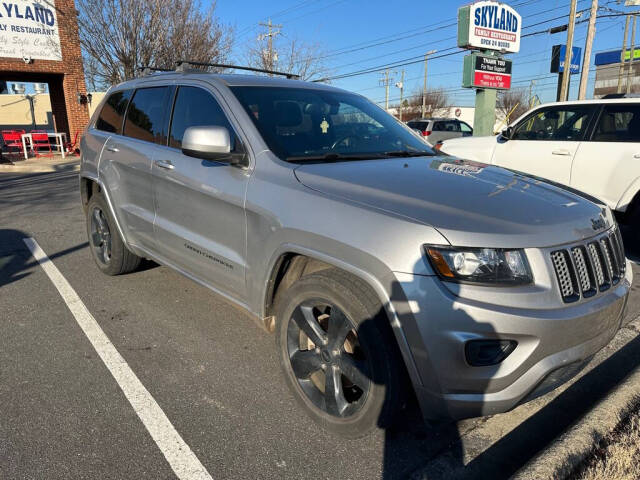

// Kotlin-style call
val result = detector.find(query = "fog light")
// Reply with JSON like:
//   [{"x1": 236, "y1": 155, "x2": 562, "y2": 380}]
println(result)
[{"x1": 465, "y1": 339, "x2": 517, "y2": 366}]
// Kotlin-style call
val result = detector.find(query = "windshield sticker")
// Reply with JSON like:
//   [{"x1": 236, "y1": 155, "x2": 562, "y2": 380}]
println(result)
[{"x1": 320, "y1": 118, "x2": 330, "y2": 134}]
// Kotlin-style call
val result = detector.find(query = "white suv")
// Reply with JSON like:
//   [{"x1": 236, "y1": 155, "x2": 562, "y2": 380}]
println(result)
[{"x1": 440, "y1": 99, "x2": 640, "y2": 224}]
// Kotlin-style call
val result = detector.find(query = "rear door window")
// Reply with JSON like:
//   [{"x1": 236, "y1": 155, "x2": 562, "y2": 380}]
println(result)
[
  {"x1": 434, "y1": 121, "x2": 460, "y2": 132},
  {"x1": 95, "y1": 90, "x2": 133, "y2": 134},
  {"x1": 123, "y1": 86, "x2": 171, "y2": 145},
  {"x1": 592, "y1": 105, "x2": 640, "y2": 142}
]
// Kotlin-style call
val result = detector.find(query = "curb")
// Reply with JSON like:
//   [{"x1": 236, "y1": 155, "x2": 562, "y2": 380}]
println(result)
[
  {"x1": 0, "y1": 159, "x2": 79, "y2": 174},
  {"x1": 512, "y1": 318, "x2": 640, "y2": 479}
]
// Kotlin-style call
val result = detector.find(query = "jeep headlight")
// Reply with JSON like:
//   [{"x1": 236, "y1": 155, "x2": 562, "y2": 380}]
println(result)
[{"x1": 425, "y1": 246, "x2": 532, "y2": 285}]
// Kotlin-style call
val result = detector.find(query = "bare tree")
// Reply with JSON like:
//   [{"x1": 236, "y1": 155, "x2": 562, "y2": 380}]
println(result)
[
  {"x1": 497, "y1": 88, "x2": 529, "y2": 124},
  {"x1": 246, "y1": 31, "x2": 329, "y2": 81},
  {"x1": 77, "y1": 0, "x2": 233, "y2": 88},
  {"x1": 393, "y1": 88, "x2": 452, "y2": 121}
]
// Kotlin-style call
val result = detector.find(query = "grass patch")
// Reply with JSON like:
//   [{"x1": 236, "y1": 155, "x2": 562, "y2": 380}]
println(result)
[{"x1": 565, "y1": 397, "x2": 640, "y2": 480}]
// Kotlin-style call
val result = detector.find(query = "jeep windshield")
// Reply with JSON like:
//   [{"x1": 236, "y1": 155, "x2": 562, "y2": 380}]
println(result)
[{"x1": 230, "y1": 86, "x2": 435, "y2": 163}]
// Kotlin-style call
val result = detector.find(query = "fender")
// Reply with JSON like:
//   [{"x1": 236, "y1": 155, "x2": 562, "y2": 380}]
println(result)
[
  {"x1": 79, "y1": 172, "x2": 143, "y2": 257},
  {"x1": 615, "y1": 176, "x2": 640, "y2": 213},
  {"x1": 260, "y1": 243, "x2": 424, "y2": 389}
]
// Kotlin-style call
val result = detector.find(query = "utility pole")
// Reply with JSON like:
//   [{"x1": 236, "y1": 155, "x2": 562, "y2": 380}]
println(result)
[
  {"x1": 626, "y1": 15, "x2": 637, "y2": 95},
  {"x1": 528, "y1": 79, "x2": 537, "y2": 108},
  {"x1": 578, "y1": 0, "x2": 598, "y2": 100},
  {"x1": 617, "y1": 15, "x2": 631, "y2": 93},
  {"x1": 560, "y1": 0, "x2": 577, "y2": 102},
  {"x1": 396, "y1": 70, "x2": 405, "y2": 121},
  {"x1": 258, "y1": 19, "x2": 282, "y2": 72},
  {"x1": 421, "y1": 50, "x2": 437, "y2": 118},
  {"x1": 379, "y1": 69, "x2": 395, "y2": 112}
]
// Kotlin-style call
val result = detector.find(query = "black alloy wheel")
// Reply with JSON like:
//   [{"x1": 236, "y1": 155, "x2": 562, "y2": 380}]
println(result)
[
  {"x1": 90, "y1": 206, "x2": 112, "y2": 265},
  {"x1": 275, "y1": 269, "x2": 406, "y2": 437},
  {"x1": 287, "y1": 301, "x2": 371, "y2": 418}
]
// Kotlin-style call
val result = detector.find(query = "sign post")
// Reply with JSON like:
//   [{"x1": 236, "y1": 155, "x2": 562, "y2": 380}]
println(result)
[{"x1": 458, "y1": 1, "x2": 521, "y2": 136}]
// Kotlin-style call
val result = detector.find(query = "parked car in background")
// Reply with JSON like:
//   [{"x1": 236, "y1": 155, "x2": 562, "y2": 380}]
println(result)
[
  {"x1": 439, "y1": 99, "x2": 640, "y2": 226},
  {"x1": 80, "y1": 70, "x2": 631, "y2": 439},
  {"x1": 407, "y1": 118, "x2": 473, "y2": 145}
]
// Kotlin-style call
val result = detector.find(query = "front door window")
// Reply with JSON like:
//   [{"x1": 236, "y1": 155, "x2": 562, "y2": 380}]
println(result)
[{"x1": 512, "y1": 107, "x2": 592, "y2": 141}]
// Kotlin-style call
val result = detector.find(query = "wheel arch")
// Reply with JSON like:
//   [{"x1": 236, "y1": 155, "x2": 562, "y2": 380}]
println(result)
[
  {"x1": 79, "y1": 174, "x2": 132, "y2": 254},
  {"x1": 261, "y1": 245, "x2": 424, "y2": 389},
  {"x1": 616, "y1": 176, "x2": 640, "y2": 216}
]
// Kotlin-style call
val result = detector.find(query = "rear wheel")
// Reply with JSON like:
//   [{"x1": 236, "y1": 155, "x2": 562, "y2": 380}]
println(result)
[
  {"x1": 86, "y1": 192, "x2": 141, "y2": 275},
  {"x1": 274, "y1": 269, "x2": 406, "y2": 438}
]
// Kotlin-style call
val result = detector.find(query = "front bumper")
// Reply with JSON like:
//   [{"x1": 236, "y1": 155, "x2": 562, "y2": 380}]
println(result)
[{"x1": 395, "y1": 262, "x2": 632, "y2": 421}]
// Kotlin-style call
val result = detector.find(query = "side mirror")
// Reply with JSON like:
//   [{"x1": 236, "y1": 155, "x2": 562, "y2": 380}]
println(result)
[
  {"x1": 182, "y1": 126, "x2": 246, "y2": 165},
  {"x1": 501, "y1": 126, "x2": 513, "y2": 140}
]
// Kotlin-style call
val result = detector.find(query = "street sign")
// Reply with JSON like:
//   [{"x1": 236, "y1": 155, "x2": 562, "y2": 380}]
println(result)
[
  {"x1": 463, "y1": 53, "x2": 512, "y2": 89},
  {"x1": 550, "y1": 45, "x2": 582, "y2": 74},
  {"x1": 458, "y1": 1, "x2": 522, "y2": 53}
]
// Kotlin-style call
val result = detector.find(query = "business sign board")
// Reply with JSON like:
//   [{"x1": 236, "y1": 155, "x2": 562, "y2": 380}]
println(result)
[
  {"x1": 595, "y1": 48, "x2": 640, "y2": 66},
  {"x1": 463, "y1": 53, "x2": 512, "y2": 89},
  {"x1": 458, "y1": 1, "x2": 522, "y2": 53},
  {"x1": 0, "y1": 1, "x2": 62, "y2": 61},
  {"x1": 550, "y1": 45, "x2": 582, "y2": 74}
]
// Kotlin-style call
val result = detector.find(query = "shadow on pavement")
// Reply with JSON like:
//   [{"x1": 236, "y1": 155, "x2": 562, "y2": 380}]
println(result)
[
  {"x1": 0, "y1": 228, "x2": 89, "y2": 288},
  {"x1": 348, "y1": 261, "x2": 500, "y2": 479}
]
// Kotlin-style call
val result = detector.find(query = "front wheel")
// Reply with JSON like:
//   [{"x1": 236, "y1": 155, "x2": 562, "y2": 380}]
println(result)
[{"x1": 274, "y1": 269, "x2": 406, "y2": 438}]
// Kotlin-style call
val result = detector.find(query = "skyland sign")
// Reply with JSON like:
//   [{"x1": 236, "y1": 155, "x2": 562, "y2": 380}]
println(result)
[
  {"x1": 0, "y1": 1, "x2": 62, "y2": 61},
  {"x1": 458, "y1": 1, "x2": 522, "y2": 54}
]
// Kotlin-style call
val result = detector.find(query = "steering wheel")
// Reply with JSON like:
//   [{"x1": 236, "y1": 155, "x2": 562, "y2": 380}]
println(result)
[{"x1": 331, "y1": 135, "x2": 359, "y2": 150}]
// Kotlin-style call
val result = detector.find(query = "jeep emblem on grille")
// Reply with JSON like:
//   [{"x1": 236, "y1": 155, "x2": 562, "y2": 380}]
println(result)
[{"x1": 591, "y1": 216, "x2": 606, "y2": 231}]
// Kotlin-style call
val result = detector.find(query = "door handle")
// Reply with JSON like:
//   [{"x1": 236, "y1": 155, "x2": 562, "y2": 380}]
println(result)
[
  {"x1": 634, "y1": 153, "x2": 640, "y2": 159},
  {"x1": 155, "y1": 159, "x2": 174, "y2": 170},
  {"x1": 552, "y1": 149, "x2": 571, "y2": 156},
  {"x1": 105, "y1": 147, "x2": 119, "y2": 153}
]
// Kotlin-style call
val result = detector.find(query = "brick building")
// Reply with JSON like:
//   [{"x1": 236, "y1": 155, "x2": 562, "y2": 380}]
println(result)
[{"x1": 0, "y1": 0, "x2": 89, "y2": 140}]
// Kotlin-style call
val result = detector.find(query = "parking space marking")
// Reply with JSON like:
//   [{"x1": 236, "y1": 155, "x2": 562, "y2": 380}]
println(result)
[{"x1": 23, "y1": 238, "x2": 213, "y2": 480}]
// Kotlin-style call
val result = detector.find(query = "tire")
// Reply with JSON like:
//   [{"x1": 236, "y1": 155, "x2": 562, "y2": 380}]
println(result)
[
  {"x1": 274, "y1": 268, "x2": 406, "y2": 438},
  {"x1": 86, "y1": 192, "x2": 141, "y2": 275}
]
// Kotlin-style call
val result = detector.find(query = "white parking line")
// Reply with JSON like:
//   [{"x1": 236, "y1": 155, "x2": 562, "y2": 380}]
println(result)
[{"x1": 23, "y1": 237, "x2": 213, "y2": 480}]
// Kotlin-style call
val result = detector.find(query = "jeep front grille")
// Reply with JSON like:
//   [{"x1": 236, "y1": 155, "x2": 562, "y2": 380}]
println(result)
[{"x1": 551, "y1": 228, "x2": 626, "y2": 303}]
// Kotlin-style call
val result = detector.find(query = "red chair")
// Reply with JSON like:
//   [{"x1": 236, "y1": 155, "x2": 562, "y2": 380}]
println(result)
[
  {"x1": 65, "y1": 131, "x2": 80, "y2": 156},
  {"x1": 30, "y1": 130, "x2": 53, "y2": 157},
  {"x1": 1, "y1": 130, "x2": 25, "y2": 158}
]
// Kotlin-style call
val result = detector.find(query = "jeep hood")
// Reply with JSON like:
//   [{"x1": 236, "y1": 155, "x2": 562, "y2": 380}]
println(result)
[{"x1": 294, "y1": 156, "x2": 612, "y2": 248}]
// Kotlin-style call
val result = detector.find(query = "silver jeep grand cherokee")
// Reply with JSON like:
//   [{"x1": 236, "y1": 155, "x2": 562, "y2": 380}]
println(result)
[{"x1": 79, "y1": 69, "x2": 632, "y2": 438}]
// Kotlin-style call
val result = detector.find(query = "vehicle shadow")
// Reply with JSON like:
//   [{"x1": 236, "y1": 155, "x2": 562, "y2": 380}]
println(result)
[
  {"x1": 0, "y1": 228, "x2": 89, "y2": 288},
  {"x1": 620, "y1": 223, "x2": 640, "y2": 264},
  {"x1": 350, "y1": 264, "x2": 497, "y2": 479}
]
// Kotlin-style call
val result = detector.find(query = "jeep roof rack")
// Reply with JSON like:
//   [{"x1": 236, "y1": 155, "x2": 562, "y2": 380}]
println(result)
[
  {"x1": 136, "y1": 66, "x2": 173, "y2": 76},
  {"x1": 175, "y1": 61, "x2": 300, "y2": 79}
]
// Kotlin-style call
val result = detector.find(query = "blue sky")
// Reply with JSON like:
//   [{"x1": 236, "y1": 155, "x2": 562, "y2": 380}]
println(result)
[{"x1": 218, "y1": 0, "x2": 637, "y2": 106}]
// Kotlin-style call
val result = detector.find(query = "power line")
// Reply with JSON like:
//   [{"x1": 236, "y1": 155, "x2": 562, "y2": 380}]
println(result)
[{"x1": 318, "y1": 10, "x2": 631, "y2": 83}]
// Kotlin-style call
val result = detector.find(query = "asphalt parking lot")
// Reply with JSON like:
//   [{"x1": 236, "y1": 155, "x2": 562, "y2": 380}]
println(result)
[{"x1": 2, "y1": 165, "x2": 640, "y2": 480}]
